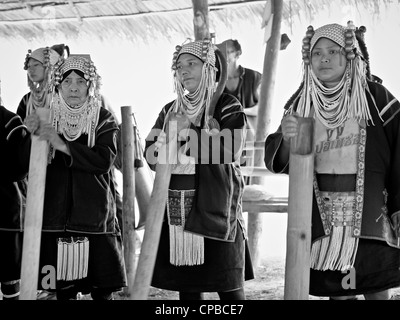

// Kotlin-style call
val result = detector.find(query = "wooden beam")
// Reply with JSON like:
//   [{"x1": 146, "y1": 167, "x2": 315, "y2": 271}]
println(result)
[
  {"x1": 192, "y1": 0, "x2": 210, "y2": 40},
  {"x1": 248, "y1": 0, "x2": 283, "y2": 269},
  {"x1": 68, "y1": 0, "x2": 83, "y2": 22},
  {"x1": 0, "y1": 0, "x2": 266, "y2": 25}
]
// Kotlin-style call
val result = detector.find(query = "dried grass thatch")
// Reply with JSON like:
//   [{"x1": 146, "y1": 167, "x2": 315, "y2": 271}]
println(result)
[{"x1": 0, "y1": 0, "x2": 396, "y2": 42}]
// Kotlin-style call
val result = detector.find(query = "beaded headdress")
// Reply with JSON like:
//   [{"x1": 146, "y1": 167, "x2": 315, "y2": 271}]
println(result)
[
  {"x1": 50, "y1": 55, "x2": 102, "y2": 152},
  {"x1": 23, "y1": 46, "x2": 66, "y2": 117},
  {"x1": 170, "y1": 38, "x2": 218, "y2": 132},
  {"x1": 24, "y1": 47, "x2": 61, "y2": 70},
  {"x1": 172, "y1": 38, "x2": 216, "y2": 70},
  {"x1": 53, "y1": 54, "x2": 101, "y2": 98},
  {"x1": 290, "y1": 21, "x2": 379, "y2": 128}
]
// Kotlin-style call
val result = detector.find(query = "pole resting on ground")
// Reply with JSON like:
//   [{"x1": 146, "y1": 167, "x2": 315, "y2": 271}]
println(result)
[
  {"x1": 284, "y1": 117, "x2": 314, "y2": 300},
  {"x1": 20, "y1": 108, "x2": 50, "y2": 300}
]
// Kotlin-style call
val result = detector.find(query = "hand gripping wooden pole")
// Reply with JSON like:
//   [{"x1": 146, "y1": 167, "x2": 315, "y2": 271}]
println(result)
[
  {"x1": 284, "y1": 117, "x2": 314, "y2": 300},
  {"x1": 20, "y1": 108, "x2": 50, "y2": 300},
  {"x1": 120, "y1": 106, "x2": 137, "y2": 297},
  {"x1": 130, "y1": 124, "x2": 177, "y2": 300}
]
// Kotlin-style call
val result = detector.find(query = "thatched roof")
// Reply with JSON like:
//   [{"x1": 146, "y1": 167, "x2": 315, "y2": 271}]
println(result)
[{"x1": 0, "y1": 0, "x2": 395, "y2": 42}]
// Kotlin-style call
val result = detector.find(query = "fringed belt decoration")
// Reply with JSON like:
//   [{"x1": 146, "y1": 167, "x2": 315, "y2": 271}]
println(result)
[
  {"x1": 310, "y1": 191, "x2": 359, "y2": 271},
  {"x1": 57, "y1": 236, "x2": 89, "y2": 281},
  {"x1": 167, "y1": 189, "x2": 204, "y2": 266}
]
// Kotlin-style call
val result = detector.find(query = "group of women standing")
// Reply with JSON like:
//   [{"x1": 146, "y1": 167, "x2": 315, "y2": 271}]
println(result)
[{"x1": 2, "y1": 19, "x2": 400, "y2": 301}]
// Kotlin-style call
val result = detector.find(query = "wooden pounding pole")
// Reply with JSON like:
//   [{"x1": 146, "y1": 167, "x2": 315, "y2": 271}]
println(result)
[
  {"x1": 120, "y1": 106, "x2": 137, "y2": 297},
  {"x1": 20, "y1": 108, "x2": 50, "y2": 300},
  {"x1": 249, "y1": 0, "x2": 283, "y2": 268},
  {"x1": 130, "y1": 124, "x2": 178, "y2": 300},
  {"x1": 284, "y1": 117, "x2": 314, "y2": 300}
]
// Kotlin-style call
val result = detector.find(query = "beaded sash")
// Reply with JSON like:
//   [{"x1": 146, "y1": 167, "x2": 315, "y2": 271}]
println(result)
[
  {"x1": 310, "y1": 191, "x2": 359, "y2": 271},
  {"x1": 167, "y1": 189, "x2": 204, "y2": 266}
]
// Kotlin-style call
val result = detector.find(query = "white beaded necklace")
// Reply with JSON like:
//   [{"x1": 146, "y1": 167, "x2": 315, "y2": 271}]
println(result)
[
  {"x1": 309, "y1": 64, "x2": 351, "y2": 129},
  {"x1": 295, "y1": 58, "x2": 375, "y2": 129},
  {"x1": 173, "y1": 63, "x2": 216, "y2": 127},
  {"x1": 52, "y1": 92, "x2": 100, "y2": 147}
]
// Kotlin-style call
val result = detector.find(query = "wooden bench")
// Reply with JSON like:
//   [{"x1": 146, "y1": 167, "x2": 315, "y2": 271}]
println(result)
[
  {"x1": 241, "y1": 166, "x2": 288, "y2": 214},
  {"x1": 240, "y1": 165, "x2": 288, "y2": 268}
]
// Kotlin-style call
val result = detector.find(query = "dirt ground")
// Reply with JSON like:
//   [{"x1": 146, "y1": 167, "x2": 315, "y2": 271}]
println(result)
[
  {"x1": 4, "y1": 256, "x2": 400, "y2": 300},
  {"x1": 144, "y1": 257, "x2": 288, "y2": 301}
]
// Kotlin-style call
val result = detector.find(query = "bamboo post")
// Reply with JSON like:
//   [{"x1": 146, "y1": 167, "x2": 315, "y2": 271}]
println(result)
[
  {"x1": 284, "y1": 117, "x2": 314, "y2": 300},
  {"x1": 191, "y1": 0, "x2": 210, "y2": 40},
  {"x1": 134, "y1": 159, "x2": 152, "y2": 230},
  {"x1": 130, "y1": 124, "x2": 177, "y2": 300},
  {"x1": 20, "y1": 108, "x2": 50, "y2": 300},
  {"x1": 120, "y1": 106, "x2": 137, "y2": 297},
  {"x1": 249, "y1": 0, "x2": 283, "y2": 268}
]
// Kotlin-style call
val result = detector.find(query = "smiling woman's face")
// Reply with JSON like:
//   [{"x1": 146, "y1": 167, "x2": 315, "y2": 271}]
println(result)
[
  {"x1": 311, "y1": 37, "x2": 347, "y2": 88},
  {"x1": 60, "y1": 71, "x2": 88, "y2": 106}
]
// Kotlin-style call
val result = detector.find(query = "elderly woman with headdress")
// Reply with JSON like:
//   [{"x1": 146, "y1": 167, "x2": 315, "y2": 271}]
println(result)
[
  {"x1": 24, "y1": 55, "x2": 126, "y2": 300},
  {"x1": 264, "y1": 22, "x2": 400, "y2": 300},
  {"x1": 144, "y1": 39, "x2": 254, "y2": 300}
]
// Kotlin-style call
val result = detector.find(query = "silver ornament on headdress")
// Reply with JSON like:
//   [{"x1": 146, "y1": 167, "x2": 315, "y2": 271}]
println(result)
[
  {"x1": 292, "y1": 21, "x2": 379, "y2": 129},
  {"x1": 170, "y1": 39, "x2": 218, "y2": 133},
  {"x1": 50, "y1": 54, "x2": 102, "y2": 155},
  {"x1": 172, "y1": 38, "x2": 216, "y2": 70},
  {"x1": 52, "y1": 54, "x2": 101, "y2": 98}
]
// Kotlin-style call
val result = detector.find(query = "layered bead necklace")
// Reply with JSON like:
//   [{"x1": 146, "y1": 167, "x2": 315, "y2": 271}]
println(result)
[
  {"x1": 173, "y1": 63, "x2": 216, "y2": 128},
  {"x1": 26, "y1": 69, "x2": 53, "y2": 116},
  {"x1": 309, "y1": 64, "x2": 352, "y2": 129},
  {"x1": 51, "y1": 92, "x2": 100, "y2": 148},
  {"x1": 295, "y1": 58, "x2": 375, "y2": 129}
]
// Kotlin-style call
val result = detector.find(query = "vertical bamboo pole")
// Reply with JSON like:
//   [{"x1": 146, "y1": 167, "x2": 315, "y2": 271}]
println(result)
[
  {"x1": 249, "y1": 0, "x2": 283, "y2": 268},
  {"x1": 134, "y1": 159, "x2": 152, "y2": 230},
  {"x1": 120, "y1": 106, "x2": 137, "y2": 297},
  {"x1": 192, "y1": 0, "x2": 210, "y2": 40},
  {"x1": 20, "y1": 108, "x2": 50, "y2": 300},
  {"x1": 130, "y1": 125, "x2": 177, "y2": 300},
  {"x1": 284, "y1": 117, "x2": 314, "y2": 300}
]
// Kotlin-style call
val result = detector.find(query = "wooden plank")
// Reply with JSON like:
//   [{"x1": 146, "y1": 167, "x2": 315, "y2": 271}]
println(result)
[{"x1": 243, "y1": 197, "x2": 288, "y2": 213}]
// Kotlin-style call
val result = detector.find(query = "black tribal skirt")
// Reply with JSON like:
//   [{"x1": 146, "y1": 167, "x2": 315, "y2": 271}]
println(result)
[
  {"x1": 151, "y1": 219, "x2": 254, "y2": 293},
  {"x1": 37, "y1": 231, "x2": 127, "y2": 294},
  {"x1": 310, "y1": 238, "x2": 400, "y2": 297},
  {"x1": 310, "y1": 174, "x2": 400, "y2": 297},
  {"x1": 0, "y1": 231, "x2": 23, "y2": 282}
]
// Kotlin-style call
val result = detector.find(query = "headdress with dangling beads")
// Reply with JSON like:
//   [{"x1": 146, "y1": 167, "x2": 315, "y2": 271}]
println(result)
[
  {"x1": 289, "y1": 21, "x2": 380, "y2": 129},
  {"x1": 50, "y1": 55, "x2": 102, "y2": 155},
  {"x1": 170, "y1": 38, "x2": 218, "y2": 133},
  {"x1": 23, "y1": 46, "x2": 66, "y2": 117}
]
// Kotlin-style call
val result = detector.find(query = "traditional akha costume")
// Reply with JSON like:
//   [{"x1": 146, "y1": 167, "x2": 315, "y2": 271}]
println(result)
[
  {"x1": 145, "y1": 39, "x2": 254, "y2": 294},
  {"x1": 18, "y1": 45, "x2": 69, "y2": 119},
  {"x1": 31, "y1": 55, "x2": 126, "y2": 299},
  {"x1": 264, "y1": 22, "x2": 400, "y2": 297},
  {"x1": 0, "y1": 106, "x2": 30, "y2": 300}
]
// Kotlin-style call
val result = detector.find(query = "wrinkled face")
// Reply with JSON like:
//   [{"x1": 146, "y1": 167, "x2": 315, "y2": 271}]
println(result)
[
  {"x1": 60, "y1": 71, "x2": 88, "y2": 106},
  {"x1": 176, "y1": 53, "x2": 204, "y2": 93},
  {"x1": 311, "y1": 37, "x2": 347, "y2": 87},
  {"x1": 27, "y1": 58, "x2": 45, "y2": 83}
]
